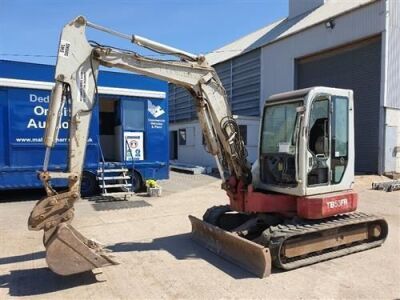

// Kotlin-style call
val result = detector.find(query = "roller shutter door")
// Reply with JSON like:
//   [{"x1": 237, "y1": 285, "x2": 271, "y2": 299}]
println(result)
[{"x1": 296, "y1": 36, "x2": 381, "y2": 173}]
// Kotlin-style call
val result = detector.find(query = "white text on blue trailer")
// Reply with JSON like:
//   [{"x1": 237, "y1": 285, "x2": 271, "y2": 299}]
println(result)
[{"x1": 0, "y1": 60, "x2": 169, "y2": 196}]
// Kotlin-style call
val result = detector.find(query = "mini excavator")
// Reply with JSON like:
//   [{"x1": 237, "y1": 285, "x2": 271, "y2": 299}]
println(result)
[{"x1": 28, "y1": 16, "x2": 388, "y2": 277}]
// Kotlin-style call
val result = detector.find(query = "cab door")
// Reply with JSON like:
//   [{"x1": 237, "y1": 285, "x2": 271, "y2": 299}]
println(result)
[
  {"x1": 305, "y1": 94, "x2": 351, "y2": 193},
  {"x1": 330, "y1": 96, "x2": 349, "y2": 185},
  {"x1": 306, "y1": 96, "x2": 331, "y2": 188}
]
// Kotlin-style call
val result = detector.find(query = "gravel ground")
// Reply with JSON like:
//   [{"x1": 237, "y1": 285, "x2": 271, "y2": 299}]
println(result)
[{"x1": 0, "y1": 172, "x2": 399, "y2": 299}]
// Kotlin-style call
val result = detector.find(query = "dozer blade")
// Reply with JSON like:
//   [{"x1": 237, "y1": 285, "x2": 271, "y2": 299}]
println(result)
[
  {"x1": 45, "y1": 223, "x2": 118, "y2": 276},
  {"x1": 189, "y1": 215, "x2": 271, "y2": 278}
]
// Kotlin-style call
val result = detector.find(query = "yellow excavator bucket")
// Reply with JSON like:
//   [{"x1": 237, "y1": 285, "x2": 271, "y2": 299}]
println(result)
[
  {"x1": 45, "y1": 223, "x2": 118, "y2": 276},
  {"x1": 189, "y1": 215, "x2": 272, "y2": 278}
]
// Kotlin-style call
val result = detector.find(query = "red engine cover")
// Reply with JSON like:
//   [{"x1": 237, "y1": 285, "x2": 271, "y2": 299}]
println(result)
[
  {"x1": 226, "y1": 177, "x2": 358, "y2": 219},
  {"x1": 297, "y1": 190, "x2": 358, "y2": 219}
]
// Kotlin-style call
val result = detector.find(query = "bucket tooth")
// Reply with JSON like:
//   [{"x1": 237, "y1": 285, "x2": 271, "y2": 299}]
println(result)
[
  {"x1": 189, "y1": 215, "x2": 271, "y2": 278},
  {"x1": 45, "y1": 223, "x2": 118, "y2": 276}
]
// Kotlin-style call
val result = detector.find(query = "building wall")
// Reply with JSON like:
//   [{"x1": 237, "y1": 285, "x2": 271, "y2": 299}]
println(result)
[
  {"x1": 170, "y1": 117, "x2": 260, "y2": 168},
  {"x1": 382, "y1": 0, "x2": 400, "y2": 173},
  {"x1": 385, "y1": 108, "x2": 400, "y2": 173},
  {"x1": 217, "y1": 49, "x2": 261, "y2": 116},
  {"x1": 168, "y1": 49, "x2": 261, "y2": 123},
  {"x1": 385, "y1": 0, "x2": 400, "y2": 109},
  {"x1": 259, "y1": 0, "x2": 393, "y2": 173},
  {"x1": 168, "y1": 84, "x2": 196, "y2": 123},
  {"x1": 296, "y1": 37, "x2": 382, "y2": 173},
  {"x1": 260, "y1": 0, "x2": 385, "y2": 103},
  {"x1": 168, "y1": 49, "x2": 262, "y2": 167},
  {"x1": 168, "y1": 0, "x2": 399, "y2": 173}
]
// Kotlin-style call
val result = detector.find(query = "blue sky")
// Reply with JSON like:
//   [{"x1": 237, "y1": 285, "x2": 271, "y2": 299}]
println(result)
[{"x1": 0, "y1": 0, "x2": 288, "y2": 66}]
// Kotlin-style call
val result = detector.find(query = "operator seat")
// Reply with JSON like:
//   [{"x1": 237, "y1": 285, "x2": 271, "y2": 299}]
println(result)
[{"x1": 308, "y1": 118, "x2": 329, "y2": 185}]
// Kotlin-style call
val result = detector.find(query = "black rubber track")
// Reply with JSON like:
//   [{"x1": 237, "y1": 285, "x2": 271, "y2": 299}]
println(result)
[
  {"x1": 203, "y1": 205, "x2": 231, "y2": 226},
  {"x1": 259, "y1": 212, "x2": 388, "y2": 270}
]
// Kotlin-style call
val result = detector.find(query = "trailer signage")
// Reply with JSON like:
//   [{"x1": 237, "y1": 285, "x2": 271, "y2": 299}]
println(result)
[
  {"x1": 148, "y1": 100, "x2": 166, "y2": 129},
  {"x1": 124, "y1": 131, "x2": 144, "y2": 161},
  {"x1": 148, "y1": 100, "x2": 165, "y2": 118},
  {"x1": 30, "y1": 94, "x2": 50, "y2": 103},
  {"x1": 11, "y1": 91, "x2": 68, "y2": 138},
  {"x1": 9, "y1": 89, "x2": 71, "y2": 144}
]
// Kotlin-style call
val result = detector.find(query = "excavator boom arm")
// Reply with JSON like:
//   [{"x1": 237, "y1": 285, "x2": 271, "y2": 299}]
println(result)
[
  {"x1": 27, "y1": 16, "x2": 250, "y2": 276},
  {"x1": 41, "y1": 16, "x2": 249, "y2": 191}
]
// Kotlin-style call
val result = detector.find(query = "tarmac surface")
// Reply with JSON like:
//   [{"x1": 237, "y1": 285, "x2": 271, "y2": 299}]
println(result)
[{"x1": 0, "y1": 172, "x2": 399, "y2": 299}]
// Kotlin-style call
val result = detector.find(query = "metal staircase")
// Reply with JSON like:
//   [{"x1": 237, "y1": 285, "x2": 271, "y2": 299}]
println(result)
[
  {"x1": 97, "y1": 138, "x2": 135, "y2": 198},
  {"x1": 97, "y1": 165, "x2": 134, "y2": 197}
]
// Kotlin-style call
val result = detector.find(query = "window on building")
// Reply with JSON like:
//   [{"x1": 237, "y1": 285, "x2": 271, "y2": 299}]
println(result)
[{"x1": 179, "y1": 128, "x2": 186, "y2": 145}]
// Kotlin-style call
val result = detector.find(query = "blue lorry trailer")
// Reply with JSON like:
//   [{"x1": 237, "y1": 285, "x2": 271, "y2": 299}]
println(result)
[{"x1": 0, "y1": 60, "x2": 169, "y2": 196}]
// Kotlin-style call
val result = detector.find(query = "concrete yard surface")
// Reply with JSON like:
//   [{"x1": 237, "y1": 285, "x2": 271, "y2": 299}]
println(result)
[{"x1": 0, "y1": 172, "x2": 399, "y2": 299}]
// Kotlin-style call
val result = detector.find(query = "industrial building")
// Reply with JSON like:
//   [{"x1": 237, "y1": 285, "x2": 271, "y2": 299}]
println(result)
[
  {"x1": 0, "y1": 60, "x2": 169, "y2": 195},
  {"x1": 168, "y1": 0, "x2": 399, "y2": 175}
]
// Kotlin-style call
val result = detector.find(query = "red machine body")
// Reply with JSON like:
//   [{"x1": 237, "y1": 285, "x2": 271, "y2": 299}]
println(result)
[{"x1": 226, "y1": 177, "x2": 357, "y2": 219}]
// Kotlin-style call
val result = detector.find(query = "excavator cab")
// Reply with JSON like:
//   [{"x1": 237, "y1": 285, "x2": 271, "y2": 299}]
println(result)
[{"x1": 253, "y1": 87, "x2": 354, "y2": 197}]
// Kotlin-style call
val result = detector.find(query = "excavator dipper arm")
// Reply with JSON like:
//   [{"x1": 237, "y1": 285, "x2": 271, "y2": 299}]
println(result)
[{"x1": 28, "y1": 16, "x2": 261, "y2": 276}]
